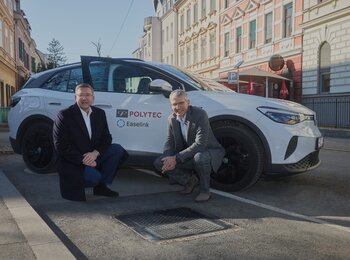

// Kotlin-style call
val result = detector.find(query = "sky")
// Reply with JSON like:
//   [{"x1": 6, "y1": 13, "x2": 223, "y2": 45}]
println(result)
[{"x1": 21, "y1": 0, "x2": 155, "y2": 63}]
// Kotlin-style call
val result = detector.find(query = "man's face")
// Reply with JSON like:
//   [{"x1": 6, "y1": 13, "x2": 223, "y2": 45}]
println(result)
[
  {"x1": 170, "y1": 95, "x2": 189, "y2": 118},
  {"x1": 75, "y1": 87, "x2": 94, "y2": 112}
]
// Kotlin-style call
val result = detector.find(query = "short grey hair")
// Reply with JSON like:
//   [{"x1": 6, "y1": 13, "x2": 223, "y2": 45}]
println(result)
[
  {"x1": 75, "y1": 83, "x2": 94, "y2": 95},
  {"x1": 169, "y1": 89, "x2": 189, "y2": 102}
]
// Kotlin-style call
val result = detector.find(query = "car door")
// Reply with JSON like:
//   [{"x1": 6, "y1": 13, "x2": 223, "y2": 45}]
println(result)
[
  {"x1": 42, "y1": 67, "x2": 83, "y2": 120},
  {"x1": 81, "y1": 56, "x2": 179, "y2": 155}
]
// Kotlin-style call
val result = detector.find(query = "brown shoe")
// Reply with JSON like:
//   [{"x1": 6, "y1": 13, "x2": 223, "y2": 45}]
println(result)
[
  {"x1": 195, "y1": 192, "x2": 211, "y2": 202},
  {"x1": 179, "y1": 175, "x2": 199, "y2": 195}
]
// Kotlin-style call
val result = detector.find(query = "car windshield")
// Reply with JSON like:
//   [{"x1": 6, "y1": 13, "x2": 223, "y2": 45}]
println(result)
[{"x1": 154, "y1": 63, "x2": 233, "y2": 92}]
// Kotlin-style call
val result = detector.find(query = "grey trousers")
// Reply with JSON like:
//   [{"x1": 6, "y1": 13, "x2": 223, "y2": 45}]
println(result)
[{"x1": 153, "y1": 151, "x2": 212, "y2": 193}]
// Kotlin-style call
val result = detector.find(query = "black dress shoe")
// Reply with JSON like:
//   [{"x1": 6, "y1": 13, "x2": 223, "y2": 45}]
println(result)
[
  {"x1": 93, "y1": 185, "x2": 119, "y2": 197},
  {"x1": 179, "y1": 175, "x2": 199, "y2": 195}
]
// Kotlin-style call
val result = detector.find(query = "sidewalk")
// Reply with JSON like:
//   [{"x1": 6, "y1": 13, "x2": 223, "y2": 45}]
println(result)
[
  {"x1": 0, "y1": 125, "x2": 13, "y2": 154},
  {"x1": 0, "y1": 129, "x2": 75, "y2": 259},
  {"x1": 0, "y1": 170, "x2": 75, "y2": 259}
]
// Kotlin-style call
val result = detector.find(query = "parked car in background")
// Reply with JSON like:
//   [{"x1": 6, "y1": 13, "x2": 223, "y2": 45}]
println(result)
[{"x1": 8, "y1": 56, "x2": 324, "y2": 191}]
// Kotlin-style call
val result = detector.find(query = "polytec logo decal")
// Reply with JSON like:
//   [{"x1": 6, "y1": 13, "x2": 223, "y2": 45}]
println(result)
[
  {"x1": 116, "y1": 109, "x2": 128, "y2": 118},
  {"x1": 116, "y1": 109, "x2": 162, "y2": 118}
]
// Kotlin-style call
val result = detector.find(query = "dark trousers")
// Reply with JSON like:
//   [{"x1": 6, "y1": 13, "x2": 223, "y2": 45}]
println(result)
[
  {"x1": 153, "y1": 151, "x2": 212, "y2": 193},
  {"x1": 84, "y1": 144, "x2": 125, "y2": 187}
]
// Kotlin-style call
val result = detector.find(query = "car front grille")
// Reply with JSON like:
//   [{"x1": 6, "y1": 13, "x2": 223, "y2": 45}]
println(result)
[{"x1": 284, "y1": 151, "x2": 320, "y2": 172}]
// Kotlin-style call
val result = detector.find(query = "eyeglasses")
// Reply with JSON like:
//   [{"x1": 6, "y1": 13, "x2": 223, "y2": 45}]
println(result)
[{"x1": 76, "y1": 93, "x2": 93, "y2": 97}]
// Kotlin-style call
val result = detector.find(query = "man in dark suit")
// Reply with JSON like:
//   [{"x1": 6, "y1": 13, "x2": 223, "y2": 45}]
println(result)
[
  {"x1": 53, "y1": 83, "x2": 127, "y2": 201},
  {"x1": 154, "y1": 89, "x2": 225, "y2": 202}
]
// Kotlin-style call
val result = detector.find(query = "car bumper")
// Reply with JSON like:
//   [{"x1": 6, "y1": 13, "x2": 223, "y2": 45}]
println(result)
[{"x1": 266, "y1": 150, "x2": 321, "y2": 175}]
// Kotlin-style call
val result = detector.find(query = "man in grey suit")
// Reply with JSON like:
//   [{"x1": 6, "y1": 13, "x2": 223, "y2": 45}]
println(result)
[{"x1": 154, "y1": 89, "x2": 225, "y2": 202}]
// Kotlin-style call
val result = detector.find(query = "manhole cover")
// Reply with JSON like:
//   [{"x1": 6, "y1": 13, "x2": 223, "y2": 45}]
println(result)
[{"x1": 115, "y1": 207, "x2": 234, "y2": 241}]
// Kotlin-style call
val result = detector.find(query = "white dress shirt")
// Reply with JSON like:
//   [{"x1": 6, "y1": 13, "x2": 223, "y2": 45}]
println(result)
[
  {"x1": 177, "y1": 115, "x2": 188, "y2": 142},
  {"x1": 79, "y1": 107, "x2": 92, "y2": 139}
]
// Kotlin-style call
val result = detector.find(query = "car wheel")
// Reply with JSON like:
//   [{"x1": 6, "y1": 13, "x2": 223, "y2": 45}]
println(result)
[
  {"x1": 22, "y1": 123, "x2": 57, "y2": 174},
  {"x1": 211, "y1": 121, "x2": 265, "y2": 191}
]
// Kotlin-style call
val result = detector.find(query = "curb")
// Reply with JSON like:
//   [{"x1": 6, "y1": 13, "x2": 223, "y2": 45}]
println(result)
[
  {"x1": 0, "y1": 169, "x2": 75, "y2": 260},
  {"x1": 319, "y1": 127, "x2": 350, "y2": 139}
]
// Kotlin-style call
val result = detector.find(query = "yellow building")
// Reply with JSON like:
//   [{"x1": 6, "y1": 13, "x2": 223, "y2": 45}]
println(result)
[{"x1": 0, "y1": 0, "x2": 16, "y2": 109}]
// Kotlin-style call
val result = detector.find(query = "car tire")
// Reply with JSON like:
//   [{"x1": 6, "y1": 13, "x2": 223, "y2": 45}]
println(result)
[
  {"x1": 22, "y1": 122, "x2": 57, "y2": 174},
  {"x1": 211, "y1": 121, "x2": 265, "y2": 191}
]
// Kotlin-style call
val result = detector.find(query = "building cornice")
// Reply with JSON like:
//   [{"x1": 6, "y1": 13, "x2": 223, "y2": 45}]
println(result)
[{"x1": 301, "y1": 5, "x2": 350, "y2": 29}]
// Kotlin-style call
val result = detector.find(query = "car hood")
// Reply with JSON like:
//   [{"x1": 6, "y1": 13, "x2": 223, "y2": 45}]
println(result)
[{"x1": 190, "y1": 91, "x2": 315, "y2": 115}]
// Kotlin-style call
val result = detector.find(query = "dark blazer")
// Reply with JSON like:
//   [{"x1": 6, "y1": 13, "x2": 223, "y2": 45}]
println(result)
[
  {"x1": 53, "y1": 104, "x2": 112, "y2": 201},
  {"x1": 164, "y1": 106, "x2": 225, "y2": 173}
]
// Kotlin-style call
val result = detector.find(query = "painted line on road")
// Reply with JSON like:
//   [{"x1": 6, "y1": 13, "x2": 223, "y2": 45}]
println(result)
[{"x1": 211, "y1": 189, "x2": 350, "y2": 234}]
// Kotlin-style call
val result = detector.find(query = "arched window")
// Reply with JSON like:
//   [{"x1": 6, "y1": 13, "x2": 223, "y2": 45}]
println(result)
[{"x1": 319, "y1": 42, "x2": 330, "y2": 93}]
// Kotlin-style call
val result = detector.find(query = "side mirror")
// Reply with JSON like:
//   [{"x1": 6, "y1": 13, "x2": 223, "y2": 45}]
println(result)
[{"x1": 149, "y1": 79, "x2": 173, "y2": 97}]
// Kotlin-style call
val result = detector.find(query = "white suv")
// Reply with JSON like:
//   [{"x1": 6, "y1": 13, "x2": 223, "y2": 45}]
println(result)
[{"x1": 8, "y1": 56, "x2": 323, "y2": 191}]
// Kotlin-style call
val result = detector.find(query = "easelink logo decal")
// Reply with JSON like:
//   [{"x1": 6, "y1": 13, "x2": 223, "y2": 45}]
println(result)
[
  {"x1": 116, "y1": 119, "x2": 126, "y2": 128},
  {"x1": 116, "y1": 109, "x2": 162, "y2": 128}
]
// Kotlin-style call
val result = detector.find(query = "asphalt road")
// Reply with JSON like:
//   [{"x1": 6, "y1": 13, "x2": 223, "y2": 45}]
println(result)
[{"x1": 1, "y1": 137, "x2": 350, "y2": 260}]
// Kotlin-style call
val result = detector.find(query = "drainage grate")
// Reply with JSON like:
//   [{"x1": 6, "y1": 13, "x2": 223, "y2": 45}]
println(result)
[{"x1": 115, "y1": 207, "x2": 234, "y2": 241}]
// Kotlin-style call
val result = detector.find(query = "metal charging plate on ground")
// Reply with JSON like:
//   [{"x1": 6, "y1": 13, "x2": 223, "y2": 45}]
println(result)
[{"x1": 114, "y1": 207, "x2": 236, "y2": 242}]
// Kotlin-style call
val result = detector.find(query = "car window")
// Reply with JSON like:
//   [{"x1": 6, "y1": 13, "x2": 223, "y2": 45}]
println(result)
[
  {"x1": 112, "y1": 64, "x2": 148, "y2": 93},
  {"x1": 113, "y1": 64, "x2": 184, "y2": 94},
  {"x1": 41, "y1": 70, "x2": 70, "y2": 92},
  {"x1": 67, "y1": 68, "x2": 84, "y2": 92},
  {"x1": 89, "y1": 62, "x2": 109, "y2": 92},
  {"x1": 88, "y1": 61, "x2": 183, "y2": 94}
]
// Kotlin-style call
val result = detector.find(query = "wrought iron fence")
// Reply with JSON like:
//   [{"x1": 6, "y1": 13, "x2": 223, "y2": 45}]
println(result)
[
  {"x1": 302, "y1": 94, "x2": 350, "y2": 129},
  {"x1": 0, "y1": 107, "x2": 10, "y2": 124}
]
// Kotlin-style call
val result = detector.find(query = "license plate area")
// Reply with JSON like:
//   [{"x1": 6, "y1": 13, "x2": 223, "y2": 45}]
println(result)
[{"x1": 316, "y1": 137, "x2": 324, "y2": 150}]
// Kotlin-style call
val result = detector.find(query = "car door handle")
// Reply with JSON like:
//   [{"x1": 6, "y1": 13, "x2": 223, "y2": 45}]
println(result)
[
  {"x1": 48, "y1": 102, "x2": 62, "y2": 106},
  {"x1": 94, "y1": 104, "x2": 112, "y2": 109}
]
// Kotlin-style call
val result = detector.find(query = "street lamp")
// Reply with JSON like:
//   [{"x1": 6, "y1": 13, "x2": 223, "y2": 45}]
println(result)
[{"x1": 234, "y1": 60, "x2": 244, "y2": 93}]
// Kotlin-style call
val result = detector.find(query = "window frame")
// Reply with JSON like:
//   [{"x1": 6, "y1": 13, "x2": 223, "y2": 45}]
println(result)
[
  {"x1": 224, "y1": 32, "x2": 230, "y2": 57},
  {"x1": 249, "y1": 20, "x2": 256, "y2": 49},
  {"x1": 236, "y1": 26, "x2": 242, "y2": 53},
  {"x1": 318, "y1": 42, "x2": 331, "y2": 93},
  {"x1": 201, "y1": 0, "x2": 206, "y2": 18},
  {"x1": 283, "y1": 2, "x2": 293, "y2": 38},
  {"x1": 264, "y1": 12, "x2": 273, "y2": 44}
]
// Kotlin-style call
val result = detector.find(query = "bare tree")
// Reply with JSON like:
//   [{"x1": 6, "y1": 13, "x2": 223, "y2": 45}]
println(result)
[{"x1": 92, "y1": 39, "x2": 102, "y2": 57}]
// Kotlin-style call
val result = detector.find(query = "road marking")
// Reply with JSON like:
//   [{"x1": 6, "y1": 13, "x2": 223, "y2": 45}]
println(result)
[
  {"x1": 211, "y1": 189, "x2": 350, "y2": 234},
  {"x1": 130, "y1": 167, "x2": 162, "y2": 178}
]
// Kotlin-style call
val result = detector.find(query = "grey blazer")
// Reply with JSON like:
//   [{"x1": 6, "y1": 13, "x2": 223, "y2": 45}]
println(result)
[{"x1": 163, "y1": 106, "x2": 225, "y2": 173}]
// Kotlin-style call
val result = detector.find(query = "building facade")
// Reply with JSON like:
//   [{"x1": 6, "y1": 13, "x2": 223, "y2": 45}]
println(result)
[
  {"x1": 138, "y1": 16, "x2": 162, "y2": 62},
  {"x1": 301, "y1": 0, "x2": 350, "y2": 128},
  {"x1": 156, "y1": 0, "x2": 178, "y2": 65},
  {"x1": 175, "y1": 0, "x2": 220, "y2": 78},
  {"x1": 0, "y1": 0, "x2": 16, "y2": 108},
  {"x1": 218, "y1": 0, "x2": 303, "y2": 101},
  {"x1": 14, "y1": 0, "x2": 40, "y2": 89}
]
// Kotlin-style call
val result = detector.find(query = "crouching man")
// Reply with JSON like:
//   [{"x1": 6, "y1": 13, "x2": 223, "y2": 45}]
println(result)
[
  {"x1": 154, "y1": 89, "x2": 225, "y2": 202},
  {"x1": 53, "y1": 83, "x2": 127, "y2": 201}
]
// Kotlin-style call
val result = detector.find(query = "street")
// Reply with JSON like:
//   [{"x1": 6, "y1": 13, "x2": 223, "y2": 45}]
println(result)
[{"x1": 0, "y1": 136, "x2": 350, "y2": 259}]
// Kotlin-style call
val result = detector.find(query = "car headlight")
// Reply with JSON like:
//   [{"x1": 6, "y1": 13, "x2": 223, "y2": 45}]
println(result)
[{"x1": 257, "y1": 106, "x2": 314, "y2": 125}]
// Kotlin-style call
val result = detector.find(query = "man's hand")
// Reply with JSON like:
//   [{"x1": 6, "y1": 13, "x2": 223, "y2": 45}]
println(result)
[
  {"x1": 161, "y1": 156, "x2": 177, "y2": 173},
  {"x1": 82, "y1": 150, "x2": 99, "y2": 167}
]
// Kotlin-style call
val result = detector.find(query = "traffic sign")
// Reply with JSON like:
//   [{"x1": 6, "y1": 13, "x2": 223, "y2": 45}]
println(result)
[{"x1": 228, "y1": 72, "x2": 237, "y2": 84}]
